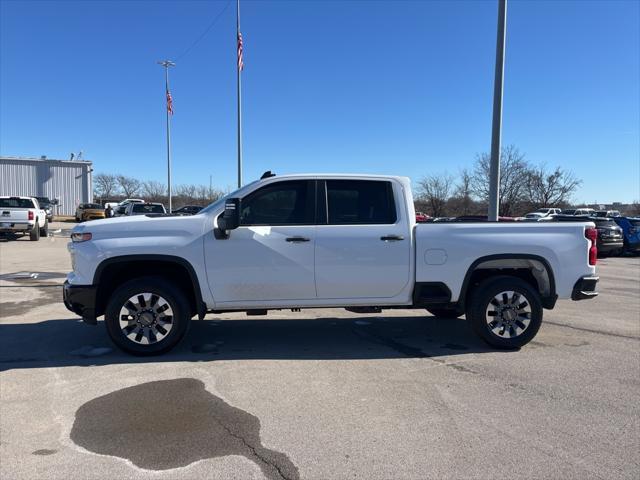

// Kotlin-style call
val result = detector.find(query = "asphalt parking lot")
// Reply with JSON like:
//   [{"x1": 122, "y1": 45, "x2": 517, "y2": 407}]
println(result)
[{"x1": 1, "y1": 222, "x2": 639, "y2": 480}]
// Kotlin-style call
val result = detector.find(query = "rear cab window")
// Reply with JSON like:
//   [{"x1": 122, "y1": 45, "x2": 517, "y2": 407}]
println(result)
[
  {"x1": 133, "y1": 204, "x2": 165, "y2": 214},
  {"x1": 324, "y1": 180, "x2": 397, "y2": 225},
  {"x1": 0, "y1": 198, "x2": 35, "y2": 209}
]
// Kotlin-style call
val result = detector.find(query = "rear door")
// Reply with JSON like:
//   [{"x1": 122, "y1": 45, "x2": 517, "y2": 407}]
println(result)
[
  {"x1": 314, "y1": 179, "x2": 411, "y2": 299},
  {"x1": 206, "y1": 179, "x2": 318, "y2": 304}
]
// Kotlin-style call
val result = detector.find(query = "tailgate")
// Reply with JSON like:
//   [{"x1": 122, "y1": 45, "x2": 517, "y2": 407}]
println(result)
[{"x1": 0, "y1": 209, "x2": 30, "y2": 222}]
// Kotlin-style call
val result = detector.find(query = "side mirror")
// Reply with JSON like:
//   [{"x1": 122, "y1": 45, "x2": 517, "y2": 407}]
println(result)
[
  {"x1": 218, "y1": 198, "x2": 240, "y2": 231},
  {"x1": 215, "y1": 198, "x2": 242, "y2": 239},
  {"x1": 51, "y1": 199, "x2": 59, "y2": 205}
]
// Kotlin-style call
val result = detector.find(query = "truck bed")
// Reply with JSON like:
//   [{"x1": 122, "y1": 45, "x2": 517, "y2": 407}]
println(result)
[{"x1": 414, "y1": 222, "x2": 595, "y2": 301}]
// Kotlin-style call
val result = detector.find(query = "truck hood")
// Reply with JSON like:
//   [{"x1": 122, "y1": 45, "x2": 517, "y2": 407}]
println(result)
[{"x1": 72, "y1": 214, "x2": 208, "y2": 240}]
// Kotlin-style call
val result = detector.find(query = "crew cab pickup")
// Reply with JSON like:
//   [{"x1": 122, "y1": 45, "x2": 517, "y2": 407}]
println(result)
[
  {"x1": 63, "y1": 173, "x2": 599, "y2": 355},
  {"x1": 0, "y1": 196, "x2": 48, "y2": 241}
]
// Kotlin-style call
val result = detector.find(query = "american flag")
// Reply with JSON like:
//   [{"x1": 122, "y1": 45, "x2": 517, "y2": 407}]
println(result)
[
  {"x1": 237, "y1": 31, "x2": 244, "y2": 71},
  {"x1": 166, "y1": 88, "x2": 173, "y2": 115}
]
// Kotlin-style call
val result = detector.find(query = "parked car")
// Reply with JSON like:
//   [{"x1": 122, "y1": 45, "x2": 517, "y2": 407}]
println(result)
[
  {"x1": 0, "y1": 196, "x2": 48, "y2": 240},
  {"x1": 113, "y1": 199, "x2": 145, "y2": 217},
  {"x1": 552, "y1": 215, "x2": 623, "y2": 256},
  {"x1": 561, "y1": 208, "x2": 596, "y2": 216},
  {"x1": 415, "y1": 211, "x2": 430, "y2": 223},
  {"x1": 594, "y1": 210, "x2": 621, "y2": 218},
  {"x1": 34, "y1": 196, "x2": 55, "y2": 222},
  {"x1": 523, "y1": 212, "x2": 546, "y2": 221},
  {"x1": 172, "y1": 205, "x2": 203, "y2": 216},
  {"x1": 64, "y1": 172, "x2": 599, "y2": 355},
  {"x1": 535, "y1": 208, "x2": 561, "y2": 216},
  {"x1": 453, "y1": 215, "x2": 518, "y2": 222},
  {"x1": 75, "y1": 203, "x2": 106, "y2": 222},
  {"x1": 612, "y1": 217, "x2": 640, "y2": 254},
  {"x1": 124, "y1": 202, "x2": 166, "y2": 216}
]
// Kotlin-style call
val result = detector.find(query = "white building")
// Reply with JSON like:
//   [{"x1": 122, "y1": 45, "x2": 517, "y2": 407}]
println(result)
[{"x1": 0, "y1": 156, "x2": 93, "y2": 216}]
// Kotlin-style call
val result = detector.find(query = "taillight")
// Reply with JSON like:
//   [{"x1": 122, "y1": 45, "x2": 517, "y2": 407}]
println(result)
[
  {"x1": 585, "y1": 227, "x2": 597, "y2": 266},
  {"x1": 28, "y1": 210, "x2": 34, "y2": 221}
]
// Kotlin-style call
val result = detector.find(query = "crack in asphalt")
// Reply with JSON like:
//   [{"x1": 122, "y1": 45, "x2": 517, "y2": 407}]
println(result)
[{"x1": 543, "y1": 320, "x2": 640, "y2": 340}]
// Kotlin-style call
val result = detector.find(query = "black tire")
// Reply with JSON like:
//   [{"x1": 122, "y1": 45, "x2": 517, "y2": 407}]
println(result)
[
  {"x1": 29, "y1": 222, "x2": 40, "y2": 241},
  {"x1": 467, "y1": 276, "x2": 543, "y2": 349},
  {"x1": 426, "y1": 306, "x2": 464, "y2": 319},
  {"x1": 104, "y1": 276, "x2": 192, "y2": 355},
  {"x1": 40, "y1": 220, "x2": 48, "y2": 237}
]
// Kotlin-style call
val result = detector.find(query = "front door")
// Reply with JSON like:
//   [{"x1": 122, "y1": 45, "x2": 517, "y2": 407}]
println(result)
[{"x1": 206, "y1": 180, "x2": 317, "y2": 305}]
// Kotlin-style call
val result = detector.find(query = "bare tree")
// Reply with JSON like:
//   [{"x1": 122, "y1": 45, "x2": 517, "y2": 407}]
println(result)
[
  {"x1": 116, "y1": 175, "x2": 141, "y2": 198},
  {"x1": 451, "y1": 168, "x2": 475, "y2": 215},
  {"x1": 525, "y1": 165, "x2": 582, "y2": 208},
  {"x1": 416, "y1": 173, "x2": 454, "y2": 217},
  {"x1": 94, "y1": 173, "x2": 119, "y2": 199},
  {"x1": 471, "y1": 145, "x2": 530, "y2": 217},
  {"x1": 142, "y1": 181, "x2": 167, "y2": 202}
]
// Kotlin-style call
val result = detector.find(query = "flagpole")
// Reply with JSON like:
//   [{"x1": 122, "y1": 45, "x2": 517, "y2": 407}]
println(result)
[
  {"x1": 236, "y1": 0, "x2": 243, "y2": 188},
  {"x1": 158, "y1": 59, "x2": 175, "y2": 212}
]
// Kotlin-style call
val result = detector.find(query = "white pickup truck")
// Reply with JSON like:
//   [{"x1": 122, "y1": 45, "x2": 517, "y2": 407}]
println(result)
[
  {"x1": 64, "y1": 173, "x2": 599, "y2": 355},
  {"x1": 0, "y1": 196, "x2": 48, "y2": 241}
]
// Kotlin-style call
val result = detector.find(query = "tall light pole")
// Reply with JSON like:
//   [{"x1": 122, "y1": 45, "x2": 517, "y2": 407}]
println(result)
[
  {"x1": 488, "y1": 0, "x2": 507, "y2": 221},
  {"x1": 157, "y1": 59, "x2": 175, "y2": 212},
  {"x1": 236, "y1": 0, "x2": 243, "y2": 188}
]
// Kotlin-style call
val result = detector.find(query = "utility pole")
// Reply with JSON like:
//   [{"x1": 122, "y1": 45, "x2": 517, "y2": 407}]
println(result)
[
  {"x1": 488, "y1": 0, "x2": 507, "y2": 221},
  {"x1": 157, "y1": 59, "x2": 175, "y2": 212},
  {"x1": 236, "y1": 0, "x2": 243, "y2": 188}
]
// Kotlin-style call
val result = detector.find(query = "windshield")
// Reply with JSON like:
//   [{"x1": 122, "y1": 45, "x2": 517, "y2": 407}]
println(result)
[
  {"x1": 84, "y1": 203, "x2": 102, "y2": 209},
  {"x1": 0, "y1": 198, "x2": 36, "y2": 208},
  {"x1": 199, "y1": 180, "x2": 260, "y2": 215}
]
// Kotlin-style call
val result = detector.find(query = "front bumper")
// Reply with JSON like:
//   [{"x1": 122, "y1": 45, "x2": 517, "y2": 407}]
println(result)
[
  {"x1": 63, "y1": 280, "x2": 98, "y2": 324},
  {"x1": 571, "y1": 276, "x2": 599, "y2": 301}
]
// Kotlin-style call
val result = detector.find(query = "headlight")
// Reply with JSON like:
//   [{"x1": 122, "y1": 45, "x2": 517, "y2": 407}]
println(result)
[{"x1": 71, "y1": 232, "x2": 92, "y2": 242}]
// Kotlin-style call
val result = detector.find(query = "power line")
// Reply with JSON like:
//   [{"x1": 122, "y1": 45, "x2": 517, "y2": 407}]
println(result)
[{"x1": 175, "y1": 0, "x2": 233, "y2": 62}]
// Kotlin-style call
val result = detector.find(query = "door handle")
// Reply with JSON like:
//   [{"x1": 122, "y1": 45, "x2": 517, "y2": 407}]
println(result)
[
  {"x1": 285, "y1": 236, "x2": 311, "y2": 243},
  {"x1": 380, "y1": 235, "x2": 404, "y2": 242}
]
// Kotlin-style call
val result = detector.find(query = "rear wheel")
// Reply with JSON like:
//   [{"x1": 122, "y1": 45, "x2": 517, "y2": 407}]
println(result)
[
  {"x1": 40, "y1": 220, "x2": 48, "y2": 237},
  {"x1": 104, "y1": 277, "x2": 191, "y2": 355},
  {"x1": 426, "y1": 306, "x2": 464, "y2": 319},
  {"x1": 29, "y1": 222, "x2": 40, "y2": 241},
  {"x1": 467, "y1": 276, "x2": 543, "y2": 349}
]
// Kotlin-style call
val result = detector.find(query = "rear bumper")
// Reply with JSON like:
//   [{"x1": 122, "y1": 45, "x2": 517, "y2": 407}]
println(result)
[
  {"x1": 0, "y1": 222, "x2": 33, "y2": 232},
  {"x1": 571, "y1": 276, "x2": 599, "y2": 301},
  {"x1": 63, "y1": 280, "x2": 98, "y2": 324}
]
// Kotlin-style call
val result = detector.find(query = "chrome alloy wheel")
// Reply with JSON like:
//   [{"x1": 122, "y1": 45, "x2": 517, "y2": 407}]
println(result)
[
  {"x1": 485, "y1": 290, "x2": 532, "y2": 339},
  {"x1": 119, "y1": 292, "x2": 174, "y2": 345}
]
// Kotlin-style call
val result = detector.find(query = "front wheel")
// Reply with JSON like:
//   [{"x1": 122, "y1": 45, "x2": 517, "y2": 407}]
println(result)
[
  {"x1": 467, "y1": 276, "x2": 543, "y2": 349},
  {"x1": 104, "y1": 277, "x2": 191, "y2": 355},
  {"x1": 40, "y1": 220, "x2": 48, "y2": 237}
]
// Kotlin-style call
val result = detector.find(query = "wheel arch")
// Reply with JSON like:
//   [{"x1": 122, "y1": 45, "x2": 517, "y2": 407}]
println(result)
[
  {"x1": 93, "y1": 255, "x2": 206, "y2": 319},
  {"x1": 458, "y1": 254, "x2": 557, "y2": 310}
]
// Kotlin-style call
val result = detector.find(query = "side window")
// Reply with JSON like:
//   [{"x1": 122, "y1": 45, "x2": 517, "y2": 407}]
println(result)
[
  {"x1": 326, "y1": 180, "x2": 397, "y2": 225},
  {"x1": 240, "y1": 180, "x2": 315, "y2": 226}
]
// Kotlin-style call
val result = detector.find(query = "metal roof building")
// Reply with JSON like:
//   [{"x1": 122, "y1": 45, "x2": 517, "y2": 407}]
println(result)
[{"x1": 0, "y1": 156, "x2": 93, "y2": 216}]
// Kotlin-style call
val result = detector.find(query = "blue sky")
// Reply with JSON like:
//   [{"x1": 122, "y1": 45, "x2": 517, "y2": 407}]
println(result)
[{"x1": 1, "y1": 0, "x2": 638, "y2": 203}]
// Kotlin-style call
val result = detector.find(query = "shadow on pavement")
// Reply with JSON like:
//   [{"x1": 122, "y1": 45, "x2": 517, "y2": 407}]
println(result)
[{"x1": 0, "y1": 314, "x2": 499, "y2": 371}]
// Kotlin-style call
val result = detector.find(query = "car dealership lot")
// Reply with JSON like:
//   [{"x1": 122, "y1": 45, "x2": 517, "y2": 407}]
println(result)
[{"x1": 1, "y1": 224, "x2": 639, "y2": 480}]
